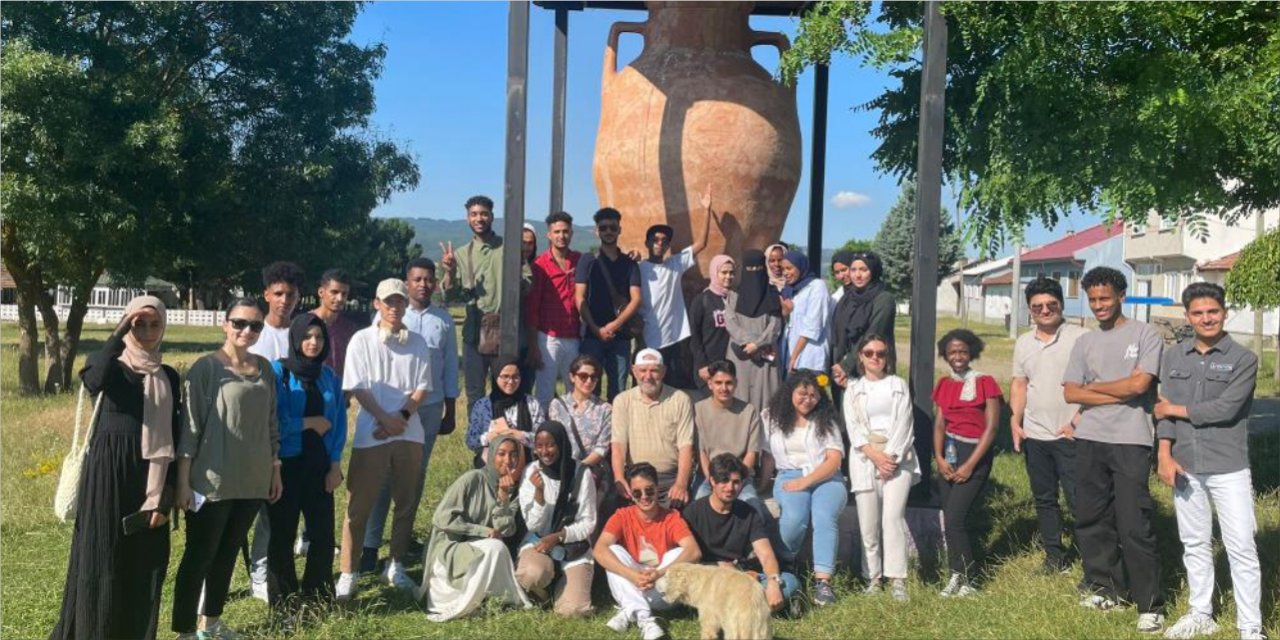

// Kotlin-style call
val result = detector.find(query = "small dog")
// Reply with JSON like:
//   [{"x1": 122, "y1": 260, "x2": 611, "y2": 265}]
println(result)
[{"x1": 656, "y1": 563, "x2": 772, "y2": 640}]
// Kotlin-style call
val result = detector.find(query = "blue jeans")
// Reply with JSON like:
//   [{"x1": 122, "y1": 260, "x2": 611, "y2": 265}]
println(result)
[
  {"x1": 774, "y1": 470, "x2": 847, "y2": 575},
  {"x1": 363, "y1": 402, "x2": 443, "y2": 550},
  {"x1": 756, "y1": 571, "x2": 801, "y2": 602},
  {"x1": 694, "y1": 478, "x2": 768, "y2": 520},
  {"x1": 580, "y1": 335, "x2": 631, "y2": 402}
]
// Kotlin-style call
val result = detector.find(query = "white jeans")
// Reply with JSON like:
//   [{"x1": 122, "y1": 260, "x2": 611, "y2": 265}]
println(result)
[
  {"x1": 603, "y1": 545, "x2": 680, "y2": 619},
  {"x1": 534, "y1": 332, "x2": 580, "y2": 407},
  {"x1": 853, "y1": 467, "x2": 913, "y2": 580},
  {"x1": 1174, "y1": 468, "x2": 1261, "y2": 632}
]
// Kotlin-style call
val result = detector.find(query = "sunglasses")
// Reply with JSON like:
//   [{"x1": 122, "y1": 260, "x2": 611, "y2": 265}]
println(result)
[
  {"x1": 229, "y1": 318, "x2": 265, "y2": 333},
  {"x1": 1031, "y1": 302, "x2": 1062, "y2": 314},
  {"x1": 860, "y1": 349, "x2": 887, "y2": 359},
  {"x1": 630, "y1": 486, "x2": 657, "y2": 500},
  {"x1": 574, "y1": 371, "x2": 601, "y2": 381},
  {"x1": 597, "y1": 224, "x2": 620, "y2": 232}
]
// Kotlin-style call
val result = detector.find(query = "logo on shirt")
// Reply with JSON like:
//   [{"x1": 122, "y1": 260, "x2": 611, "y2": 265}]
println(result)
[
  {"x1": 1124, "y1": 343, "x2": 1138, "y2": 360},
  {"x1": 712, "y1": 309, "x2": 726, "y2": 328},
  {"x1": 1208, "y1": 362, "x2": 1234, "y2": 373}
]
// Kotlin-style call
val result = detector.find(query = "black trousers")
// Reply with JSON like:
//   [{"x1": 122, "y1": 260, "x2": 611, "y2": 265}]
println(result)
[
  {"x1": 267, "y1": 431, "x2": 335, "y2": 605},
  {"x1": 657, "y1": 339, "x2": 695, "y2": 391},
  {"x1": 172, "y1": 498, "x2": 262, "y2": 633},
  {"x1": 1074, "y1": 439, "x2": 1163, "y2": 613},
  {"x1": 937, "y1": 440, "x2": 993, "y2": 577},
  {"x1": 1024, "y1": 437, "x2": 1078, "y2": 565}
]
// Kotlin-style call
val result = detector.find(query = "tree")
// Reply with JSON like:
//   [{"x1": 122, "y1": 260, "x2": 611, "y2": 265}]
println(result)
[
  {"x1": 872, "y1": 182, "x2": 963, "y2": 298},
  {"x1": 782, "y1": 2, "x2": 1280, "y2": 257},
  {"x1": 837, "y1": 237, "x2": 875, "y2": 255},
  {"x1": 1, "y1": 3, "x2": 419, "y2": 393},
  {"x1": 1225, "y1": 228, "x2": 1280, "y2": 382}
]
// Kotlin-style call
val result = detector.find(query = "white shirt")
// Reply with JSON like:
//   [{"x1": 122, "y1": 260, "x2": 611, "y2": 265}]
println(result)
[
  {"x1": 341, "y1": 326, "x2": 434, "y2": 449},
  {"x1": 762, "y1": 411, "x2": 844, "y2": 471},
  {"x1": 785, "y1": 277, "x2": 832, "y2": 371},
  {"x1": 862, "y1": 377, "x2": 896, "y2": 433},
  {"x1": 518, "y1": 464, "x2": 598, "y2": 569},
  {"x1": 378, "y1": 305, "x2": 460, "y2": 405},
  {"x1": 639, "y1": 246, "x2": 697, "y2": 349},
  {"x1": 249, "y1": 322, "x2": 290, "y2": 362}
]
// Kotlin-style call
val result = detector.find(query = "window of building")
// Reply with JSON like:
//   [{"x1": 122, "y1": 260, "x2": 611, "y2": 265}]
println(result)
[{"x1": 1068, "y1": 270, "x2": 1080, "y2": 297}]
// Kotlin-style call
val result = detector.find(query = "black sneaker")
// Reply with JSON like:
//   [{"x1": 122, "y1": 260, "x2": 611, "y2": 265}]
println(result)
[
  {"x1": 813, "y1": 579, "x2": 837, "y2": 607},
  {"x1": 358, "y1": 547, "x2": 379, "y2": 575},
  {"x1": 405, "y1": 538, "x2": 426, "y2": 563}
]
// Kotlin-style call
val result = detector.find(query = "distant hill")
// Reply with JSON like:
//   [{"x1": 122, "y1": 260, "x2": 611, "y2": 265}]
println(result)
[{"x1": 396, "y1": 217, "x2": 599, "y2": 258}]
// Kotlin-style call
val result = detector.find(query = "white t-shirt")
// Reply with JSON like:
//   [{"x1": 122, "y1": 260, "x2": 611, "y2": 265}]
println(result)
[
  {"x1": 249, "y1": 322, "x2": 290, "y2": 362},
  {"x1": 639, "y1": 246, "x2": 697, "y2": 349},
  {"x1": 342, "y1": 326, "x2": 434, "y2": 449},
  {"x1": 862, "y1": 377, "x2": 896, "y2": 434},
  {"x1": 783, "y1": 426, "x2": 810, "y2": 468}
]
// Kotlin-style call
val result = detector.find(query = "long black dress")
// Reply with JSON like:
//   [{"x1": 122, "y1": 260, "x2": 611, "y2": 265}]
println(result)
[{"x1": 51, "y1": 334, "x2": 181, "y2": 640}]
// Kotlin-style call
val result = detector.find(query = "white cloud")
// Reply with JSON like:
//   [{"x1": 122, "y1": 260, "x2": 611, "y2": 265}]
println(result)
[{"x1": 831, "y1": 191, "x2": 871, "y2": 209}]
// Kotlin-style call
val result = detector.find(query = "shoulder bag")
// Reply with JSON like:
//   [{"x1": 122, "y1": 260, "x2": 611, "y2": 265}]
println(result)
[
  {"x1": 468, "y1": 242, "x2": 502, "y2": 355},
  {"x1": 596, "y1": 253, "x2": 644, "y2": 340},
  {"x1": 554, "y1": 397, "x2": 615, "y2": 498},
  {"x1": 54, "y1": 384, "x2": 105, "y2": 522}
]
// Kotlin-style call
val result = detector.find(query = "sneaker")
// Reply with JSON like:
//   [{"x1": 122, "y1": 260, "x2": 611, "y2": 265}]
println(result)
[
  {"x1": 891, "y1": 579, "x2": 909, "y2": 602},
  {"x1": 812, "y1": 579, "x2": 837, "y2": 606},
  {"x1": 1240, "y1": 628, "x2": 1267, "y2": 640},
  {"x1": 405, "y1": 538, "x2": 427, "y2": 563},
  {"x1": 940, "y1": 572, "x2": 964, "y2": 597},
  {"x1": 359, "y1": 547, "x2": 380, "y2": 575},
  {"x1": 636, "y1": 614, "x2": 664, "y2": 640},
  {"x1": 335, "y1": 572, "x2": 357, "y2": 602},
  {"x1": 383, "y1": 560, "x2": 417, "y2": 593},
  {"x1": 249, "y1": 580, "x2": 269, "y2": 603},
  {"x1": 953, "y1": 583, "x2": 977, "y2": 598},
  {"x1": 1163, "y1": 613, "x2": 1218, "y2": 639},
  {"x1": 605, "y1": 608, "x2": 632, "y2": 633},
  {"x1": 293, "y1": 535, "x2": 309, "y2": 557},
  {"x1": 1080, "y1": 593, "x2": 1121, "y2": 610},
  {"x1": 862, "y1": 579, "x2": 882, "y2": 595},
  {"x1": 1137, "y1": 613, "x2": 1167, "y2": 633},
  {"x1": 196, "y1": 620, "x2": 242, "y2": 640}
]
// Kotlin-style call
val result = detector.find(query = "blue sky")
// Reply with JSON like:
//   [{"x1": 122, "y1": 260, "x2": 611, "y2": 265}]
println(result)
[{"x1": 349, "y1": 1, "x2": 1100, "y2": 255}]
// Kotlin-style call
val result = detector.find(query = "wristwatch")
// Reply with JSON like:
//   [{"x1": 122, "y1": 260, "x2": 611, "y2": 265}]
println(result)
[
  {"x1": 398, "y1": 408, "x2": 412, "y2": 420},
  {"x1": 767, "y1": 574, "x2": 783, "y2": 584}
]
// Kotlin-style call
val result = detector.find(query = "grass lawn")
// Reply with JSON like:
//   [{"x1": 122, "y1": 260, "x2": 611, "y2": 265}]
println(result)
[{"x1": 2, "y1": 318, "x2": 1277, "y2": 639}]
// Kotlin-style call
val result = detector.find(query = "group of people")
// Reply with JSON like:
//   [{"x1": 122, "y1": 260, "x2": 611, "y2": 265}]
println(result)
[{"x1": 50, "y1": 192, "x2": 1265, "y2": 640}]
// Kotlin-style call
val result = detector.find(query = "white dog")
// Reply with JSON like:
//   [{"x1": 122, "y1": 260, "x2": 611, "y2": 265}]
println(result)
[{"x1": 655, "y1": 563, "x2": 772, "y2": 640}]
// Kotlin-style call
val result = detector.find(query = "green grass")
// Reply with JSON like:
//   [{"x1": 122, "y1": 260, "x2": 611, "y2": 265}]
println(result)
[{"x1": 2, "y1": 320, "x2": 1278, "y2": 639}]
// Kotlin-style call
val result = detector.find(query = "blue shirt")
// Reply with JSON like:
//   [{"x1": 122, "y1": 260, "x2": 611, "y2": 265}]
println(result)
[
  {"x1": 271, "y1": 361, "x2": 347, "y2": 463},
  {"x1": 785, "y1": 277, "x2": 832, "y2": 372},
  {"x1": 374, "y1": 304, "x2": 460, "y2": 405}
]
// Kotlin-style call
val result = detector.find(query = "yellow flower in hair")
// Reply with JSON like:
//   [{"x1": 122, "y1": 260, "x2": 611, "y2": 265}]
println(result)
[{"x1": 816, "y1": 373, "x2": 830, "y2": 388}]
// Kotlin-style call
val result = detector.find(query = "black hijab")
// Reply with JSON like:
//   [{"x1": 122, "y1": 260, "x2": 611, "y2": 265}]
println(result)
[
  {"x1": 735, "y1": 249, "x2": 783, "y2": 318},
  {"x1": 489, "y1": 356, "x2": 533, "y2": 432},
  {"x1": 281, "y1": 313, "x2": 330, "y2": 382},
  {"x1": 535, "y1": 421, "x2": 580, "y2": 531},
  {"x1": 833, "y1": 256, "x2": 888, "y2": 361}
]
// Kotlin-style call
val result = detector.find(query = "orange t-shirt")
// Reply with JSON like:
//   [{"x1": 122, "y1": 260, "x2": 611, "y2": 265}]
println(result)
[{"x1": 603, "y1": 505, "x2": 693, "y2": 566}]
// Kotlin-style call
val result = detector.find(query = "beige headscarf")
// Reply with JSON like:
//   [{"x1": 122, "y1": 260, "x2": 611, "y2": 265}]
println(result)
[{"x1": 117, "y1": 295, "x2": 174, "y2": 511}]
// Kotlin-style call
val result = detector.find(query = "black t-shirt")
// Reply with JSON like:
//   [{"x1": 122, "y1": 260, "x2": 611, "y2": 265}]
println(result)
[
  {"x1": 576, "y1": 251, "x2": 641, "y2": 327},
  {"x1": 682, "y1": 497, "x2": 767, "y2": 569}
]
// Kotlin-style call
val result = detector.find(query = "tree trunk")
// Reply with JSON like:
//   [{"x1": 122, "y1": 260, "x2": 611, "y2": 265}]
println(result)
[
  {"x1": 37, "y1": 287, "x2": 65, "y2": 394},
  {"x1": 58, "y1": 273, "x2": 100, "y2": 391},
  {"x1": 2, "y1": 239, "x2": 48, "y2": 395}
]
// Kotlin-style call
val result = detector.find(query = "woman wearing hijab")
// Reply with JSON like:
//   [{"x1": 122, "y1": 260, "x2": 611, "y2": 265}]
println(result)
[
  {"x1": 422, "y1": 434, "x2": 532, "y2": 622},
  {"x1": 723, "y1": 249, "x2": 784, "y2": 409},
  {"x1": 266, "y1": 313, "x2": 347, "y2": 607},
  {"x1": 765, "y1": 244, "x2": 790, "y2": 295},
  {"x1": 52, "y1": 297, "x2": 181, "y2": 640},
  {"x1": 515, "y1": 421, "x2": 599, "y2": 617},
  {"x1": 830, "y1": 251, "x2": 896, "y2": 393},
  {"x1": 780, "y1": 250, "x2": 833, "y2": 376},
  {"x1": 688, "y1": 254, "x2": 736, "y2": 390},
  {"x1": 465, "y1": 357, "x2": 545, "y2": 467}
]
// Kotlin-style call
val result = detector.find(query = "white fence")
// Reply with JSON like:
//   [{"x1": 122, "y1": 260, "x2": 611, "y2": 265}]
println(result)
[{"x1": 0, "y1": 305, "x2": 225, "y2": 327}]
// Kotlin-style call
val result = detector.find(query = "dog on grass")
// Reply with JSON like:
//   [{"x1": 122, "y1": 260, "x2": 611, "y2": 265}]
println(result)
[{"x1": 655, "y1": 563, "x2": 772, "y2": 640}]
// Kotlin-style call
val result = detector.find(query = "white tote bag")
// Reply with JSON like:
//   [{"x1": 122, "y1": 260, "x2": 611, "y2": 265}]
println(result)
[{"x1": 54, "y1": 385, "x2": 104, "y2": 522}]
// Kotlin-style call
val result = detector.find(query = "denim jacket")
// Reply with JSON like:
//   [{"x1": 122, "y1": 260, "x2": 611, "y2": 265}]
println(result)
[{"x1": 271, "y1": 361, "x2": 347, "y2": 463}]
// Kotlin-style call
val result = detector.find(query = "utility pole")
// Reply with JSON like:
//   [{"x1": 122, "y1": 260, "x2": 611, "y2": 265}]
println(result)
[
  {"x1": 1009, "y1": 242, "x2": 1021, "y2": 338},
  {"x1": 1255, "y1": 211, "x2": 1265, "y2": 361}
]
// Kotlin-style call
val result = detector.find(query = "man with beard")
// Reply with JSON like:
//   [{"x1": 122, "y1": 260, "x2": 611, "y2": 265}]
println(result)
[
  {"x1": 576, "y1": 207, "x2": 643, "y2": 401},
  {"x1": 441, "y1": 195, "x2": 505, "y2": 412},
  {"x1": 311, "y1": 268, "x2": 363, "y2": 379},
  {"x1": 610, "y1": 349, "x2": 695, "y2": 509},
  {"x1": 526, "y1": 211, "x2": 583, "y2": 406}
]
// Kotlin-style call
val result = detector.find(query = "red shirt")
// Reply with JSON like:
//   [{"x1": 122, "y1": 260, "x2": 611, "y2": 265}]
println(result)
[
  {"x1": 526, "y1": 249, "x2": 582, "y2": 337},
  {"x1": 602, "y1": 505, "x2": 692, "y2": 564},
  {"x1": 932, "y1": 374, "x2": 1002, "y2": 440}
]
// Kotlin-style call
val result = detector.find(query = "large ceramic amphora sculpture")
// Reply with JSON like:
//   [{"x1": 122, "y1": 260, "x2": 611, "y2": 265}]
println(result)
[{"x1": 594, "y1": 1, "x2": 802, "y2": 287}]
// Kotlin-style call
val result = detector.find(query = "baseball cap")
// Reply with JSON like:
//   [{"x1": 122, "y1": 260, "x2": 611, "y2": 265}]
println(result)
[
  {"x1": 633, "y1": 348, "x2": 664, "y2": 366},
  {"x1": 375, "y1": 278, "x2": 409, "y2": 301}
]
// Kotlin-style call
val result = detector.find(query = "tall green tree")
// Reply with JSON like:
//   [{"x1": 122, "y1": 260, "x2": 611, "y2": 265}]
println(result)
[
  {"x1": 1, "y1": 3, "x2": 419, "y2": 393},
  {"x1": 1225, "y1": 229, "x2": 1280, "y2": 382},
  {"x1": 782, "y1": 2, "x2": 1280, "y2": 255},
  {"x1": 872, "y1": 182, "x2": 963, "y2": 298}
]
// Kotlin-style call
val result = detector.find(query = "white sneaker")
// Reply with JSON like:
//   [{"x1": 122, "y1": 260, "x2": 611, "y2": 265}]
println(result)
[
  {"x1": 293, "y1": 535, "x2": 309, "y2": 557},
  {"x1": 383, "y1": 560, "x2": 417, "y2": 593},
  {"x1": 891, "y1": 579, "x2": 909, "y2": 602},
  {"x1": 1080, "y1": 593, "x2": 1121, "y2": 610},
  {"x1": 940, "y1": 572, "x2": 974, "y2": 597},
  {"x1": 1137, "y1": 613, "x2": 1167, "y2": 634},
  {"x1": 1163, "y1": 613, "x2": 1218, "y2": 639},
  {"x1": 335, "y1": 572, "x2": 357, "y2": 601},
  {"x1": 862, "y1": 580, "x2": 882, "y2": 594},
  {"x1": 637, "y1": 614, "x2": 664, "y2": 640},
  {"x1": 605, "y1": 609, "x2": 632, "y2": 633},
  {"x1": 249, "y1": 580, "x2": 268, "y2": 603},
  {"x1": 1240, "y1": 628, "x2": 1267, "y2": 640}
]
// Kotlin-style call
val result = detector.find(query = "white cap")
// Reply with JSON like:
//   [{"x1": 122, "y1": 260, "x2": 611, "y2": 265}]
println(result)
[
  {"x1": 633, "y1": 348, "x2": 664, "y2": 366},
  {"x1": 375, "y1": 278, "x2": 409, "y2": 301},
  {"x1": 523, "y1": 222, "x2": 536, "y2": 233}
]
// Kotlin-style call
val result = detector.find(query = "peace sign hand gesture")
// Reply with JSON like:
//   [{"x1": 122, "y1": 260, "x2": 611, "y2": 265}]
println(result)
[{"x1": 439, "y1": 241, "x2": 457, "y2": 272}]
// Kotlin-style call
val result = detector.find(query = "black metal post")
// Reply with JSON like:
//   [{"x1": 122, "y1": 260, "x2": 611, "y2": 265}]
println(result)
[
  {"x1": 501, "y1": 0, "x2": 530, "y2": 361},
  {"x1": 807, "y1": 63, "x2": 829, "y2": 271},
  {"x1": 909, "y1": 1, "x2": 947, "y2": 497},
  {"x1": 549, "y1": 8, "x2": 568, "y2": 215}
]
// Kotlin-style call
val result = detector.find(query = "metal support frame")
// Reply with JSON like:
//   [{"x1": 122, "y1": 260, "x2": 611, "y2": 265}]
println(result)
[
  {"x1": 549, "y1": 8, "x2": 569, "y2": 215},
  {"x1": 500, "y1": 1, "x2": 530, "y2": 360},
  {"x1": 908, "y1": 2, "x2": 947, "y2": 497},
  {"x1": 807, "y1": 63, "x2": 829, "y2": 270}
]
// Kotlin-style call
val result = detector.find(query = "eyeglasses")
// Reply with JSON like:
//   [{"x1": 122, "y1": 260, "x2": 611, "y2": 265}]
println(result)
[
  {"x1": 1031, "y1": 302, "x2": 1062, "y2": 314},
  {"x1": 229, "y1": 318, "x2": 264, "y2": 333},
  {"x1": 497, "y1": 374, "x2": 521, "y2": 382},
  {"x1": 630, "y1": 486, "x2": 657, "y2": 500},
  {"x1": 860, "y1": 349, "x2": 887, "y2": 359},
  {"x1": 574, "y1": 371, "x2": 601, "y2": 381}
]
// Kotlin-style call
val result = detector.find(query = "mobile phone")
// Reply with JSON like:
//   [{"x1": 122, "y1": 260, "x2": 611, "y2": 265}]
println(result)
[{"x1": 122, "y1": 510, "x2": 153, "y2": 535}]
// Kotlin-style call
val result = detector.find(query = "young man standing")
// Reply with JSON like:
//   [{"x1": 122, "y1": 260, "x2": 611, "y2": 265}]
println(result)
[
  {"x1": 682, "y1": 454, "x2": 797, "y2": 614},
  {"x1": 692, "y1": 361, "x2": 766, "y2": 518},
  {"x1": 337, "y1": 278, "x2": 433, "y2": 600},
  {"x1": 1063, "y1": 266, "x2": 1165, "y2": 632},
  {"x1": 1154, "y1": 283, "x2": 1262, "y2": 640},
  {"x1": 636, "y1": 188, "x2": 716, "y2": 391},
  {"x1": 311, "y1": 268, "x2": 364, "y2": 379},
  {"x1": 1010, "y1": 276, "x2": 1087, "y2": 574},
  {"x1": 440, "y1": 195, "x2": 504, "y2": 412},
  {"x1": 576, "y1": 207, "x2": 643, "y2": 401},
  {"x1": 360, "y1": 258, "x2": 459, "y2": 573},
  {"x1": 611, "y1": 349, "x2": 695, "y2": 509},
  {"x1": 526, "y1": 211, "x2": 583, "y2": 406}
]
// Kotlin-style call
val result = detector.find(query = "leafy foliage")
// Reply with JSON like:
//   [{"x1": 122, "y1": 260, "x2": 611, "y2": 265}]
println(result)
[
  {"x1": 1225, "y1": 228, "x2": 1280, "y2": 310},
  {"x1": 872, "y1": 182, "x2": 963, "y2": 297}
]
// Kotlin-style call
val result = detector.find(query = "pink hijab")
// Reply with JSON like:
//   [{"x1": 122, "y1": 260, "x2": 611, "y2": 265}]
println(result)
[
  {"x1": 765, "y1": 244, "x2": 788, "y2": 291},
  {"x1": 706, "y1": 254, "x2": 735, "y2": 297},
  {"x1": 117, "y1": 295, "x2": 174, "y2": 511}
]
